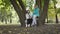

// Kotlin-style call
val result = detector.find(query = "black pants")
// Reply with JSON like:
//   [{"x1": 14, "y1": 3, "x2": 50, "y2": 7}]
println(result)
[{"x1": 27, "y1": 19, "x2": 32, "y2": 26}]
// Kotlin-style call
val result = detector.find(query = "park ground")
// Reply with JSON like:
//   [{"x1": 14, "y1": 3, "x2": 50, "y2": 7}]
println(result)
[{"x1": 0, "y1": 24, "x2": 60, "y2": 34}]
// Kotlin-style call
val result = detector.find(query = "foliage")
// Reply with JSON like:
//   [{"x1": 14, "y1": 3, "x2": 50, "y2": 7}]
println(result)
[
  {"x1": 0, "y1": 0, "x2": 13, "y2": 23},
  {"x1": 48, "y1": 0, "x2": 55, "y2": 19},
  {"x1": 57, "y1": 8, "x2": 60, "y2": 14},
  {"x1": 22, "y1": 0, "x2": 34, "y2": 11}
]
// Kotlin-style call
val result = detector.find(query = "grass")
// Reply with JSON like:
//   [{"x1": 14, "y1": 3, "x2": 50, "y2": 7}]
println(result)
[{"x1": 0, "y1": 22, "x2": 21, "y2": 25}]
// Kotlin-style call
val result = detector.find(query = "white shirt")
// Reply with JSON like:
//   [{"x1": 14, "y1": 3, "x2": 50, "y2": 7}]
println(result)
[{"x1": 26, "y1": 13, "x2": 32, "y2": 19}]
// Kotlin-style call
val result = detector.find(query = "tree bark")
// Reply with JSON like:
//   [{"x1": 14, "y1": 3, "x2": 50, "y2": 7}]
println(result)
[
  {"x1": 18, "y1": 0, "x2": 26, "y2": 20},
  {"x1": 10, "y1": 0, "x2": 25, "y2": 27},
  {"x1": 39, "y1": 0, "x2": 50, "y2": 25},
  {"x1": 18, "y1": 0, "x2": 26, "y2": 12},
  {"x1": 56, "y1": 14, "x2": 58, "y2": 23},
  {"x1": 53, "y1": 1, "x2": 59, "y2": 23},
  {"x1": 54, "y1": 6, "x2": 59, "y2": 23}
]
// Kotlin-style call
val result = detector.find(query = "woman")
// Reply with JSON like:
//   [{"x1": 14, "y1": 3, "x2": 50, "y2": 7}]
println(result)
[
  {"x1": 32, "y1": 4, "x2": 39, "y2": 26},
  {"x1": 25, "y1": 10, "x2": 32, "y2": 27}
]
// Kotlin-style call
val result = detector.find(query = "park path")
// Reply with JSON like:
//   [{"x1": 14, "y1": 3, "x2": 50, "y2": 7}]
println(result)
[{"x1": 0, "y1": 24, "x2": 60, "y2": 34}]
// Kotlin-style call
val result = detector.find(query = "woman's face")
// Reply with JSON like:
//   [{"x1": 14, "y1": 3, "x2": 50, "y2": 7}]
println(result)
[
  {"x1": 34, "y1": 5, "x2": 38, "y2": 8},
  {"x1": 34, "y1": 5, "x2": 36, "y2": 8}
]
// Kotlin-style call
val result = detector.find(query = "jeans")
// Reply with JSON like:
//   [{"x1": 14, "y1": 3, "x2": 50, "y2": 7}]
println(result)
[{"x1": 31, "y1": 15, "x2": 37, "y2": 26}]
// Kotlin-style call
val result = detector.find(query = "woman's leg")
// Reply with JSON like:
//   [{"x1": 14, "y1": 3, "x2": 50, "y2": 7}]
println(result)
[
  {"x1": 25, "y1": 20, "x2": 28, "y2": 27},
  {"x1": 31, "y1": 16, "x2": 37, "y2": 26}
]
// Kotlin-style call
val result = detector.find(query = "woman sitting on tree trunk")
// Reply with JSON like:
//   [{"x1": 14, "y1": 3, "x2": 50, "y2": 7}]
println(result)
[{"x1": 31, "y1": 4, "x2": 40, "y2": 27}]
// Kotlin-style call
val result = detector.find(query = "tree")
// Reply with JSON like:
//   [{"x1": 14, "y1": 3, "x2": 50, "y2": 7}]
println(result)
[
  {"x1": 47, "y1": 0, "x2": 55, "y2": 23},
  {"x1": 0, "y1": 0, "x2": 14, "y2": 24},
  {"x1": 10, "y1": 0, "x2": 26, "y2": 27},
  {"x1": 38, "y1": 0, "x2": 50, "y2": 25},
  {"x1": 52, "y1": 0, "x2": 59, "y2": 23}
]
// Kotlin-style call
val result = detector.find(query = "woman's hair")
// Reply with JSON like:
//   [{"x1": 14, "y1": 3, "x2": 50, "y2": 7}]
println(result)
[
  {"x1": 26, "y1": 10, "x2": 30, "y2": 13},
  {"x1": 34, "y1": 4, "x2": 38, "y2": 8}
]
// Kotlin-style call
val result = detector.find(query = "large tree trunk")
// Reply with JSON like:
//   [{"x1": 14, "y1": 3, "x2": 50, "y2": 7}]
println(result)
[
  {"x1": 18, "y1": 0, "x2": 26, "y2": 13},
  {"x1": 18, "y1": 0, "x2": 26, "y2": 25},
  {"x1": 17, "y1": 0, "x2": 26, "y2": 20},
  {"x1": 10, "y1": 0, "x2": 25, "y2": 27},
  {"x1": 38, "y1": 0, "x2": 49, "y2": 25},
  {"x1": 18, "y1": 0, "x2": 26, "y2": 9}
]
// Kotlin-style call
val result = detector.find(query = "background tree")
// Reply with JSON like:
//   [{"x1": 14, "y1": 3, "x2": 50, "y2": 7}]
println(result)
[
  {"x1": 36, "y1": 0, "x2": 50, "y2": 25},
  {"x1": 52, "y1": 0, "x2": 59, "y2": 23}
]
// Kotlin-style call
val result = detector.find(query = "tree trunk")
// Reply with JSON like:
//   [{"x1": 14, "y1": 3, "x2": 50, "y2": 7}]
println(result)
[
  {"x1": 47, "y1": 13, "x2": 48, "y2": 23},
  {"x1": 18, "y1": 0, "x2": 26, "y2": 20},
  {"x1": 56, "y1": 14, "x2": 58, "y2": 23},
  {"x1": 53, "y1": 1, "x2": 59, "y2": 23},
  {"x1": 10, "y1": 18, "x2": 12, "y2": 23},
  {"x1": 1, "y1": 18, "x2": 4, "y2": 22},
  {"x1": 39, "y1": 0, "x2": 49, "y2": 25},
  {"x1": 18, "y1": 0, "x2": 26, "y2": 12},
  {"x1": 47, "y1": 16, "x2": 48, "y2": 23},
  {"x1": 10, "y1": 0, "x2": 25, "y2": 27}
]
